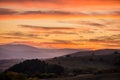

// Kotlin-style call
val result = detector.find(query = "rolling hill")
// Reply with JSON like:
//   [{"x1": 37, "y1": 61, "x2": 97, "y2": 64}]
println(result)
[
  {"x1": 0, "y1": 43, "x2": 80, "y2": 59},
  {"x1": 67, "y1": 49, "x2": 120, "y2": 57},
  {"x1": 47, "y1": 49, "x2": 120, "y2": 70},
  {"x1": 0, "y1": 48, "x2": 120, "y2": 80}
]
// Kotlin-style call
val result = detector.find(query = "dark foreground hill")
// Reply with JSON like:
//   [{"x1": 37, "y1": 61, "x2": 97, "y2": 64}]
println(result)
[
  {"x1": 6, "y1": 59, "x2": 64, "y2": 75},
  {"x1": 0, "y1": 59, "x2": 65, "y2": 80},
  {"x1": 47, "y1": 49, "x2": 120, "y2": 70},
  {"x1": 45, "y1": 50, "x2": 120, "y2": 80}
]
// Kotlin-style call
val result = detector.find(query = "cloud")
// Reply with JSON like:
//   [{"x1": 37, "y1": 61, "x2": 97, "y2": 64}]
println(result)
[
  {"x1": 0, "y1": 0, "x2": 59, "y2": 3},
  {"x1": 87, "y1": 22, "x2": 105, "y2": 27},
  {"x1": 2, "y1": 32, "x2": 42, "y2": 39},
  {"x1": 53, "y1": 40, "x2": 76, "y2": 44},
  {"x1": 20, "y1": 24, "x2": 96, "y2": 35},
  {"x1": 0, "y1": 8, "x2": 17, "y2": 15},
  {"x1": 0, "y1": 8, "x2": 120, "y2": 17},
  {"x1": 10, "y1": 32, "x2": 37, "y2": 37},
  {"x1": 111, "y1": 10, "x2": 120, "y2": 15},
  {"x1": 81, "y1": 30, "x2": 95, "y2": 34},
  {"x1": 59, "y1": 20, "x2": 106, "y2": 28},
  {"x1": 76, "y1": 21, "x2": 105, "y2": 27},
  {"x1": 88, "y1": 34, "x2": 120, "y2": 42},
  {"x1": 107, "y1": 29, "x2": 120, "y2": 32},
  {"x1": 105, "y1": 44, "x2": 120, "y2": 47},
  {"x1": 20, "y1": 25, "x2": 75, "y2": 30},
  {"x1": 1, "y1": 36, "x2": 26, "y2": 39},
  {"x1": 20, "y1": 25, "x2": 78, "y2": 35},
  {"x1": 0, "y1": 0, "x2": 120, "y2": 4},
  {"x1": 0, "y1": 8, "x2": 74, "y2": 15},
  {"x1": 22, "y1": 10, "x2": 74, "y2": 15},
  {"x1": 48, "y1": 31, "x2": 77, "y2": 35},
  {"x1": 21, "y1": 10, "x2": 120, "y2": 16}
]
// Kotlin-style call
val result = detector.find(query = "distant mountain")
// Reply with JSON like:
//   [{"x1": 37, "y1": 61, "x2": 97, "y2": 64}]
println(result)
[
  {"x1": 67, "y1": 49, "x2": 120, "y2": 57},
  {"x1": 0, "y1": 43, "x2": 81, "y2": 59}
]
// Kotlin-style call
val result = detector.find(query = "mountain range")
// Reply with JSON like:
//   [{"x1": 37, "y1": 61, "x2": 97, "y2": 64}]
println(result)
[
  {"x1": 0, "y1": 43, "x2": 81, "y2": 59},
  {"x1": 0, "y1": 43, "x2": 120, "y2": 59}
]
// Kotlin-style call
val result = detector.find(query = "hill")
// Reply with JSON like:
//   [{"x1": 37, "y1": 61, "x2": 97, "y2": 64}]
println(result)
[
  {"x1": 66, "y1": 49, "x2": 120, "y2": 57},
  {"x1": 0, "y1": 43, "x2": 80, "y2": 59},
  {"x1": 47, "y1": 49, "x2": 120, "y2": 70},
  {"x1": 5, "y1": 59, "x2": 64, "y2": 78},
  {"x1": 0, "y1": 49, "x2": 120, "y2": 80}
]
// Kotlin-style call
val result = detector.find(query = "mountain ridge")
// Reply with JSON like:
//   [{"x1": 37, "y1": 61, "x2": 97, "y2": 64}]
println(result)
[
  {"x1": 0, "y1": 43, "x2": 80, "y2": 59},
  {"x1": 0, "y1": 43, "x2": 119, "y2": 59},
  {"x1": 64, "y1": 49, "x2": 120, "y2": 57}
]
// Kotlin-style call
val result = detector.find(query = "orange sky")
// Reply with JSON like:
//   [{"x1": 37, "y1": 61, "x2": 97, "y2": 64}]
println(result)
[{"x1": 0, "y1": 0, "x2": 120, "y2": 50}]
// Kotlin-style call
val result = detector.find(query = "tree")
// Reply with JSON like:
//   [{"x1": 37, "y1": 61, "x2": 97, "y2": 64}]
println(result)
[
  {"x1": 65, "y1": 55, "x2": 71, "y2": 57},
  {"x1": 46, "y1": 64, "x2": 64, "y2": 75},
  {"x1": 7, "y1": 59, "x2": 46, "y2": 75},
  {"x1": 114, "y1": 51, "x2": 119, "y2": 54},
  {"x1": 6, "y1": 59, "x2": 64, "y2": 78}
]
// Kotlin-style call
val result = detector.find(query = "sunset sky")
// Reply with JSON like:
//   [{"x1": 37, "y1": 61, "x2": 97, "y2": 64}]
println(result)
[{"x1": 0, "y1": 0, "x2": 120, "y2": 50}]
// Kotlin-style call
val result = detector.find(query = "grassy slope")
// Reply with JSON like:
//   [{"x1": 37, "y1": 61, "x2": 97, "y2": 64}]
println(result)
[
  {"x1": 46, "y1": 53, "x2": 119, "y2": 70},
  {"x1": 45, "y1": 53, "x2": 120, "y2": 80},
  {"x1": 49, "y1": 73, "x2": 120, "y2": 80}
]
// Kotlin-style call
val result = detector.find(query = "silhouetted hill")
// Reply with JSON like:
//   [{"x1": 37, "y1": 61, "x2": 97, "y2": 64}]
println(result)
[
  {"x1": 47, "y1": 49, "x2": 120, "y2": 70},
  {"x1": 6, "y1": 59, "x2": 64, "y2": 78},
  {"x1": 66, "y1": 49, "x2": 120, "y2": 57},
  {"x1": 0, "y1": 49, "x2": 120, "y2": 80}
]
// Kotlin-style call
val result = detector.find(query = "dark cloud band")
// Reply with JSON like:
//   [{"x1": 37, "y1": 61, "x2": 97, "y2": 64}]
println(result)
[
  {"x1": 20, "y1": 25, "x2": 75, "y2": 30},
  {"x1": 0, "y1": 8, "x2": 18, "y2": 15},
  {"x1": 0, "y1": 8, "x2": 119, "y2": 16}
]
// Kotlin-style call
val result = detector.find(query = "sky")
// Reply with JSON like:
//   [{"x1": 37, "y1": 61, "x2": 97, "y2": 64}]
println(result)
[{"x1": 0, "y1": 0, "x2": 120, "y2": 50}]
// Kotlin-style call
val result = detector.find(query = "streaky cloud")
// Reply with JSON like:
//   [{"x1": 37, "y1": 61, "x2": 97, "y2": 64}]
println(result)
[
  {"x1": 0, "y1": 8, "x2": 18, "y2": 15},
  {"x1": 88, "y1": 34, "x2": 120, "y2": 42},
  {"x1": 22, "y1": 10, "x2": 74, "y2": 15},
  {"x1": 2, "y1": 31, "x2": 42, "y2": 39},
  {"x1": 20, "y1": 25, "x2": 75, "y2": 30},
  {"x1": 0, "y1": 0, "x2": 59, "y2": 3},
  {"x1": 53, "y1": 40, "x2": 76, "y2": 44}
]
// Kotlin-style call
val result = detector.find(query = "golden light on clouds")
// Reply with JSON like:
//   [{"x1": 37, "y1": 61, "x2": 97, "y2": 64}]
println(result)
[{"x1": 0, "y1": 0, "x2": 120, "y2": 50}]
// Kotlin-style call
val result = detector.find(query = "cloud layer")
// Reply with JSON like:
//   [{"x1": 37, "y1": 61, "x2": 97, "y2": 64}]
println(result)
[{"x1": 0, "y1": 0, "x2": 120, "y2": 49}]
